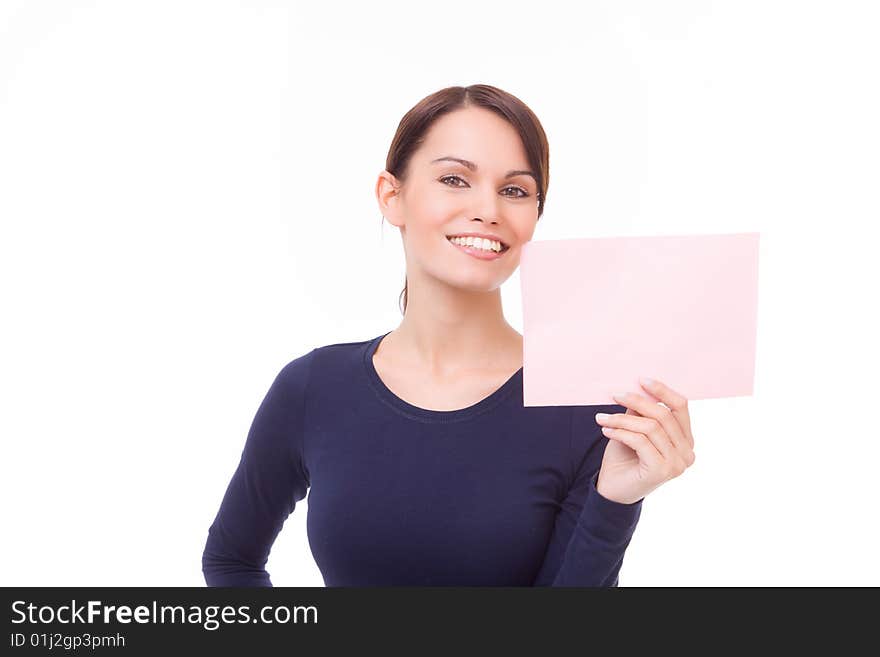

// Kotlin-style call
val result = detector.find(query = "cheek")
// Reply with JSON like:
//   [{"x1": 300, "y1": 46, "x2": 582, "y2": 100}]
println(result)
[
  {"x1": 512, "y1": 214, "x2": 538, "y2": 243},
  {"x1": 412, "y1": 194, "x2": 459, "y2": 228}
]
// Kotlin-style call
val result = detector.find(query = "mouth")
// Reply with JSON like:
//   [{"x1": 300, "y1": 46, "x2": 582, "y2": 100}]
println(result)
[{"x1": 445, "y1": 235, "x2": 511, "y2": 254}]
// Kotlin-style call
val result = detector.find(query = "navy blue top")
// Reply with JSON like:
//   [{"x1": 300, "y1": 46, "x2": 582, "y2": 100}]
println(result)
[{"x1": 202, "y1": 332, "x2": 644, "y2": 587}]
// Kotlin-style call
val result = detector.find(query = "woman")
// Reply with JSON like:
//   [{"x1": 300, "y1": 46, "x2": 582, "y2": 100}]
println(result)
[{"x1": 201, "y1": 84, "x2": 696, "y2": 586}]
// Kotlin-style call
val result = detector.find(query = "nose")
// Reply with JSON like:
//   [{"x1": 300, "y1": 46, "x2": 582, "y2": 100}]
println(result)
[{"x1": 470, "y1": 186, "x2": 502, "y2": 224}]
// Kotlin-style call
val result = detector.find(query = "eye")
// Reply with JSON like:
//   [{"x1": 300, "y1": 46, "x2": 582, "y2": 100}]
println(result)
[
  {"x1": 439, "y1": 175, "x2": 467, "y2": 188},
  {"x1": 439, "y1": 175, "x2": 530, "y2": 198}
]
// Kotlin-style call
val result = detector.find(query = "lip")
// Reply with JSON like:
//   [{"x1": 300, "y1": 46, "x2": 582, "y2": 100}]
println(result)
[{"x1": 446, "y1": 236, "x2": 509, "y2": 261}]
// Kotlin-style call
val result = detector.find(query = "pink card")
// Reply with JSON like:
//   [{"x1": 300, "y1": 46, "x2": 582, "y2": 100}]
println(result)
[{"x1": 519, "y1": 232, "x2": 760, "y2": 406}]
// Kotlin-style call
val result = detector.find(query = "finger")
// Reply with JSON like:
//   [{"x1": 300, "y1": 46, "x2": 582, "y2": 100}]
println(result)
[
  {"x1": 638, "y1": 378, "x2": 693, "y2": 445},
  {"x1": 600, "y1": 426, "x2": 665, "y2": 470},
  {"x1": 598, "y1": 411, "x2": 679, "y2": 460},
  {"x1": 610, "y1": 391, "x2": 689, "y2": 454},
  {"x1": 638, "y1": 378, "x2": 694, "y2": 450},
  {"x1": 614, "y1": 393, "x2": 690, "y2": 456}
]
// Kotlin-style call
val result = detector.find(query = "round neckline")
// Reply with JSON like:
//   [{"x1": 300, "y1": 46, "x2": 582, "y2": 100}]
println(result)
[{"x1": 362, "y1": 331, "x2": 523, "y2": 424}]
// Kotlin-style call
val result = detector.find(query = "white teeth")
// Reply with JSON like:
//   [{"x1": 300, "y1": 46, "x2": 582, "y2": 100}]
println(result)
[{"x1": 448, "y1": 236, "x2": 504, "y2": 253}]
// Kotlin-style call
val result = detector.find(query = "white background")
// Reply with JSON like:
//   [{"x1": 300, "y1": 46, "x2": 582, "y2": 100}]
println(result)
[{"x1": 2, "y1": 0, "x2": 877, "y2": 586}]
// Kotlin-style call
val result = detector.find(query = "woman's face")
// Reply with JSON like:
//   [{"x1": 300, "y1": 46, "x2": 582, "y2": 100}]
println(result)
[{"x1": 379, "y1": 106, "x2": 540, "y2": 293}]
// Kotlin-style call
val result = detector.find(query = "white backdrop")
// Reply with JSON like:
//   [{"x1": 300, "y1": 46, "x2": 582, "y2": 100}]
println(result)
[{"x1": 2, "y1": 0, "x2": 877, "y2": 586}]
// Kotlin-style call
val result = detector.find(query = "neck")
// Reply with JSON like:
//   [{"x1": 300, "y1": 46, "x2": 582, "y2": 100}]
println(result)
[{"x1": 386, "y1": 274, "x2": 522, "y2": 377}]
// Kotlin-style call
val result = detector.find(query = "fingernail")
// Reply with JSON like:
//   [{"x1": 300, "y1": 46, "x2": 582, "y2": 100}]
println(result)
[
  {"x1": 640, "y1": 377, "x2": 653, "y2": 387},
  {"x1": 613, "y1": 392, "x2": 628, "y2": 399},
  {"x1": 595, "y1": 413, "x2": 609, "y2": 421}
]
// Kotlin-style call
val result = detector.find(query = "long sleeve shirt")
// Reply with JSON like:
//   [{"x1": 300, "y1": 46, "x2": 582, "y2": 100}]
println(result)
[{"x1": 201, "y1": 332, "x2": 643, "y2": 586}]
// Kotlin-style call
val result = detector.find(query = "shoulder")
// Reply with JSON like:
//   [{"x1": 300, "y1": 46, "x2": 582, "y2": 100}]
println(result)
[
  {"x1": 318, "y1": 336, "x2": 378, "y2": 351},
  {"x1": 274, "y1": 347, "x2": 317, "y2": 387},
  {"x1": 274, "y1": 334, "x2": 376, "y2": 388}
]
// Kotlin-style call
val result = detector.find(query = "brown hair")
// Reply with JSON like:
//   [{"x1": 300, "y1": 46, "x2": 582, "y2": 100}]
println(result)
[{"x1": 383, "y1": 84, "x2": 550, "y2": 315}]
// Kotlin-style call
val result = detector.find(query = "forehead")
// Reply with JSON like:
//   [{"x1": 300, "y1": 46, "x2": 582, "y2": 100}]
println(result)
[{"x1": 417, "y1": 107, "x2": 530, "y2": 168}]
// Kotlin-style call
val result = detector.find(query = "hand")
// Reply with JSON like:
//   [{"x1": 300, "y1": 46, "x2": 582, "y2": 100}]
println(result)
[{"x1": 593, "y1": 378, "x2": 696, "y2": 505}]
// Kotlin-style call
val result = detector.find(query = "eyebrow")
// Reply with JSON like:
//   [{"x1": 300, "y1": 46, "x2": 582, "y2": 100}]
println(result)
[{"x1": 430, "y1": 156, "x2": 537, "y2": 182}]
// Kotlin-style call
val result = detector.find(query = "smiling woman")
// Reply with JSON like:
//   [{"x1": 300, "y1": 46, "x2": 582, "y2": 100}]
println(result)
[{"x1": 202, "y1": 84, "x2": 645, "y2": 588}]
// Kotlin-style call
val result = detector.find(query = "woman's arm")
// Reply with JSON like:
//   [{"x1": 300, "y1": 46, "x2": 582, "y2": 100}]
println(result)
[
  {"x1": 201, "y1": 351, "x2": 315, "y2": 586},
  {"x1": 532, "y1": 404, "x2": 643, "y2": 587}
]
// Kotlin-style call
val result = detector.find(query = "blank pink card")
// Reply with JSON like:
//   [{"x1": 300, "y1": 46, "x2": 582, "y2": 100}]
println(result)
[{"x1": 519, "y1": 232, "x2": 760, "y2": 406}]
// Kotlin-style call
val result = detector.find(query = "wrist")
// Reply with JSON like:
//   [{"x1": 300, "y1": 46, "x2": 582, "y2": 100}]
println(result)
[{"x1": 596, "y1": 475, "x2": 644, "y2": 506}]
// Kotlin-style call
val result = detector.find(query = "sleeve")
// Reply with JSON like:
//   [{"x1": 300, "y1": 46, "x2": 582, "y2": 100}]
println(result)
[
  {"x1": 532, "y1": 403, "x2": 644, "y2": 587},
  {"x1": 201, "y1": 349, "x2": 314, "y2": 586}
]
